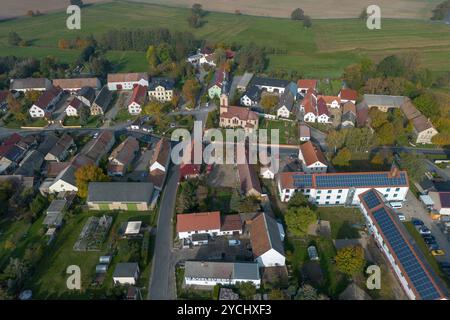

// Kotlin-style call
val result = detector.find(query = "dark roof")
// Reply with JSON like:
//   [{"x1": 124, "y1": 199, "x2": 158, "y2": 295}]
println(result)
[
  {"x1": 439, "y1": 192, "x2": 450, "y2": 208},
  {"x1": 36, "y1": 134, "x2": 59, "y2": 155},
  {"x1": 278, "y1": 91, "x2": 294, "y2": 111},
  {"x1": 76, "y1": 87, "x2": 96, "y2": 103},
  {"x1": 34, "y1": 85, "x2": 62, "y2": 110},
  {"x1": 243, "y1": 86, "x2": 261, "y2": 101},
  {"x1": 87, "y1": 182, "x2": 154, "y2": 203},
  {"x1": 148, "y1": 77, "x2": 175, "y2": 91},
  {"x1": 15, "y1": 150, "x2": 44, "y2": 176},
  {"x1": 251, "y1": 77, "x2": 290, "y2": 89},
  {"x1": 316, "y1": 98, "x2": 329, "y2": 116},
  {"x1": 113, "y1": 262, "x2": 139, "y2": 278},
  {"x1": 68, "y1": 97, "x2": 83, "y2": 110},
  {"x1": 93, "y1": 86, "x2": 112, "y2": 111}
]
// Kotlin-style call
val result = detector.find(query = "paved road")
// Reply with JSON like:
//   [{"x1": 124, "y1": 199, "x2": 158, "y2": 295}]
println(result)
[
  {"x1": 425, "y1": 159, "x2": 450, "y2": 180},
  {"x1": 148, "y1": 164, "x2": 180, "y2": 300},
  {"x1": 401, "y1": 191, "x2": 450, "y2": 264}
]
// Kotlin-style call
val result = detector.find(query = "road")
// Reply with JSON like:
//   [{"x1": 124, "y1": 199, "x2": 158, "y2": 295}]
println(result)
[
  {"x1": 148, "y1": 164, "x2": 180, "y2": 300},
  {"x1": 401, "y1": 191, "x2": 450, "y2": 264}
]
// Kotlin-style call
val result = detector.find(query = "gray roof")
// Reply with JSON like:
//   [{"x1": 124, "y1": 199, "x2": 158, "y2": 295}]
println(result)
[
  {"x1": 93, "y1": 86, "x2": 112, "y2": 111},
  {"x1": 37, "y1": 134, "x2": 59, "y2": 156},
  {"x1": 113, "y1": 262, "x2": 139, "y2": 278},
  {"x1": 77, "y1": 87, "x2": 96, "y2": 103},
  {"x1": 148, "y1": 77, "x2": 175, "y2": 91},
  {"x1": 10, "y1": 78, "x2": 49, "y2": 90},
  {"x1": 55, "y1": 165, "x2": 77, "y2": 186},
  {"x1": 251, "y1": 77, "x2": 290, "y2": 89},
  {"x1": 47, "y1": 199, "x2": 67, "y2": 215},
  {"x1": 278, "y1": 91, "x2": 294, "y2": 111},
  {"x1": 185, "y1": 261, "x2": 259, "y2": 281},
  {"x1": 43, "y1": 212, "x2": 64, "y2": 227},
  {"x1": 87, "y1": 182, "x2": 154, "y2": 203},
  {"x1": 243, "y1": 86, "x2": 261, "y2": 101},
  {"x1": 363, "y1": 94, "x2": 405, "y2": 107},
  {"x1": 237, "y1": 72, "x2": 254, "y2": 88},
  {"x1": 15, "y1": 150, "x2": 44, "y2": 176}
]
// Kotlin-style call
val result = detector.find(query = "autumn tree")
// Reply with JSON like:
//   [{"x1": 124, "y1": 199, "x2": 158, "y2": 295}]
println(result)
[
  {"x1": 146, "y1": 45, "x2": 158, "y2": 71},
  {"x1": 269, "y1": 289, "x2": 286, "y2": 300},
  {"x1": 332, "y1": 147, "x2": 352, "y2": 167},
  {"x1": 376, "y1": 122, "x2": 395, "y2": 145},
  {"x1": 142, "y1": 100, "x2": 167, "y2": 127},
  {"x1": 236, "y1": 282, "x2": 256, "y2": 300},
  {"x1": 413, "y1": 92, "x2": 441, "y2": 120},
  {"x1": 295, "y1": 284, "x2": 328, "y2": 300},
  {"x1": 260, "y1": 94, "x2": 279, "y2": 112},
  {"x1": 335, "y1": 245, "x2": 365, "y2": 276},
  {"x1": 285, "y1": 206, "x2": 316, "y2": 237},
  {"x1": 58, "y1": 39, "x2": 71, "y2": 49},
  {"x1": 368, "y1": 108, "x2": 388, "y2": 129},
  {"x1": 182, "y1": 79, "x2": 200, "y2": 105},
  {"x1": 399, "y1": 152, "x2": 426, "y2": 182},
  {"x1": 75, "y1": 164, "x2": 109, "y2": 198}
]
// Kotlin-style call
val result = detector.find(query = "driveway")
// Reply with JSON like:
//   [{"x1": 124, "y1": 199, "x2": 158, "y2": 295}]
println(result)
[
  {"x1": 148, "y1": 164, "x2": 180, "y2": 300},
  {"x1": 401, "y1": 191, "x2": 450, "y2": 263}
]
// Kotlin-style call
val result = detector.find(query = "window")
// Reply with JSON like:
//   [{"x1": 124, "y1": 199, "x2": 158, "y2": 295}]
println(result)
[
  {"x1": 393, "y1": 194, "x2": 398, "y2": 198},
  {"x1": 395, "y1": 188, "x2": 400, "y2": 192},
  {"x1": 326, "y1": 196, "x2": 330, "y2": 200},
  {"x1": 386, "y1": 188, "x2": 391, "y2": 192},
  {"x1": 338, "y1": 190, "x2": 342, "y2": 193},
  {"x1": 316, "y1": 196, "x2": 320, "y2": 200},
  {"x1": 328, "y1": 190, "x2": 332, "y2": 194},
  {"x1": 317, "y1": 190, "x2": 321, "y2": 194},
  {"x1": 337, "y1": 195, "x2": 341, "y2": 199},
  {"x1": 325, "y1": 201, "x2": 329, "y2": 205}
]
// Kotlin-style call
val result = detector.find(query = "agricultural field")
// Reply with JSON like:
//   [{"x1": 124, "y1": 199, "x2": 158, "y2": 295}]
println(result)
[{"x1": 0, "y1": 1, "x2": 449, "y2": 77}]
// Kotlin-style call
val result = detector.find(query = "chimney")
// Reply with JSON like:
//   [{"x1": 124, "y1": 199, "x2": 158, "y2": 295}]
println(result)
[{"x1": 389, "y1": 162, "x2": 400, "y2": 178}]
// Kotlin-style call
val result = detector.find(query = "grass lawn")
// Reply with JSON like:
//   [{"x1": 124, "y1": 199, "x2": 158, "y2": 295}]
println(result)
[
  {"x1": 114, "y1": 108, "x2": 137, "y2": 123},
  {"x1": 26, "y1": 210, "x2": 154, "y2": 299},
  {"x1": 63, "y1": 116, "x2": 81, "y2": 127},
  {"x1": 1, "y1": 2, "x2": 449, "y2": 77},
  {"x1": 316, "y1": 206, "x2": 364, "y2": 239},
  {"x1": 175, "y1": 267, "x2": 213, "y2": 300},
  {"x1": 259, "y1": 118, "x2": 299, "y2": 145}
]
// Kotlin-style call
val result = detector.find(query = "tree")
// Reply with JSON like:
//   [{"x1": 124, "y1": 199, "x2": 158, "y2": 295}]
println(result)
[
  {"x1": 79, "y1": 106, "x2": 90, "y2": 126},
  {"x1": 30, "y1": 194, "x2": 48, "y2": 216},
  {"x1": 58, "y1": 39, "x2": 71, "y2": 49},
  {"x1": 8, "y1": 32, "x2": 22, "y2": 46},
  {"x1": 0, "y1": 180, "x2": 12, "y2": 217},
  {"x1": 295, "y1": 284, "x2": 328, "y2": 300},
  {"x1": 238, "y1": 196, "x2": 260, "y2": 213},
  {"x1": 290, "y1": 8, "x2": 305, "y2": 20},
  {"x1": 192, "y1": 3, "x2": 205, "y2": 17},
  {"x1": 376, "y1": 122, "x2": 395, "y2": 145},
  {"x1": 182, "y1": 79, "x2": 200, "y2": 105},
  {"x1": 236, "y1": 282, "x2": 256, "y2": 300},
  {"x1": 431, "y1": 0, "x2": 450, "y2": 20},
  {"x1": 285, "y1": 206, "x2": 316, "y2": 237},
  {"x1": 332, "y1": 147, "x2": 352, "y2": 167},
  {"x1": 260, "y1": 94, "x2": 279, "y2": 112},
  {"x1": 359, "y1": 7, "x2": 368, "y2": 20},
  {"x1": 376, "y1": 55, "x2": 405, "y2": 78},
  {"x1": 399, "y1": 153, "x2": 426, "y2": 182},
  {"x1": 146, "y1": 45, "x2": 158, "y2": 70},
  {"x1": 88, "y1": 55, "x2": 111, "y2": 78},
  {"x1": 142, "y1": 100, "x2": 167, "y2": 127},
  {"x1": 368, "y1": 108, "x2": 388, "y2": 129},
  {"x1": 74, "y1": 164, "x2": 109, "y2": 198},
  {"x1": 269, "y1": 289, "x2": 286, "y2": 300},
  {"x1": 335, "y1": 245, "x2": 365, "y2": 276},
  {"x1": 288, "y1": 192, "x2": 309, "y2": 209},
  {"x1": 303, "y1": 15, "x2": 312, "y2": 28},
  {"x1": 413, "y1": 92, "x2": 441, "y2": 120}
]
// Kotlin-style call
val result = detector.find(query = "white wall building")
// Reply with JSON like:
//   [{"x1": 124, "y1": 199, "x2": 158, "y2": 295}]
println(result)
[{"x1": 107, "y1": 73, "x2": 148, "y2": 91}]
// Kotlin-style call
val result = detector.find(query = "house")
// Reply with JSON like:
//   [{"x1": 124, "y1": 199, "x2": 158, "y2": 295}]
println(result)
[
  {"x1": 107, "y1": 137, "x2": 139, "y2": 176},
  {"x1": 176, "y1": 211, "x2": 221, "y2": 240},
  {"x1": 75, "y1": 87, "x2": 96, "y2": 107},
  {"x1": 298, "y1": 141, "x2": 328, "y2": 173},
  {"x1": 240, "y1": 86, "x2": 261, "y2": 107},
  {"x1": 401, "y1": 101, "x2": 438, "y2": 144},
  {"x1": 29, "y1": 85, "x2": 63, "y2": 118},
  {"x1": 299, "y1": 123, "x2": 311, "y2": 142},
  {"x1": 0, "y1": 91, "x2": 10, "y2": 111},
  {"x1": 208, "y1": 69, "x2": 228, "y2": 99},
  {"x1": 276, "y1": 91, "x2": 295, "y2": 118},
  {"x1": 356, "y1": 102, "x2": 369, "y2": 128},
  {"x1": 43, "y1": 199, "x2": 67, "y2": 228},
  {"x1": 316, "y1": 97, "x2": 331, "y2": 123},
  {"x1": 297, "y1": 79, "x2": 317, "y2": 95},
  {"x1": 250, "y1": 77, "x2": 290, "y2": 94},
  {"x1": 428, "y1": 191, "x2": 450, "y2": 215},
  {"x1": 338, "y1": 88, "x2": 358, "y2": 104},
  {"x1": 112, "y1": 263, "x2": 140, "y2": 286},
  {"x1": 149, "y1": 138, "x2": 171, "y2": 190},
  {"x1": 341, "y1": 101, "x2": 357, "y2": 128},
  {"x1": 148, "y1": 77, "x2": 175, "y2": 102},
  {"x1": 53, "y1": 78, "x2": 101, "y2": 93},
  {"x1": 45, "y1": 134, "x2": 75, "y2": 162},
  {"x1": 179, "y1": 141, "x2": 211, "y2": 181},
  {"x1": 10, "y1": 78, "x2": 52, "y2": 92},
  {"x1": 87, "y1": 182, "x2": 154, "y2": 211},
  {"x1": 65, "y1": 97, "x2": 85, "y2": 117},
  {"x1": 107, "y1": 73, "x2": 148, "y2": 91},
  {"x1": 81, "y1": 130, "x2": 115, "y2": 165},
  {"x1": 184, "y1": 261, "x2": 260, "y2": 288},
  {"x1": 238, "y1": 164, "x2": 262, "y2": 197},
  {"x1": 90, "y1": 86, "x2": 112, "y2": 116},
  {"x1": 236, "y1": 72, "x2": 254, "y2": 92},
  {"x1": 260, "y1": 166, "x2": 275, "y2": 179},
  {"x1": 128, "y1": 85, "x2": 148, "y2": 115},
  {"x1": 219, "y1": 106, "x2": 259, "y2": 133},
  {"x1": 301, "y1": 91, "x2": 317, "y2": 123},
  {"x1": 363, "y1": 94, "x2": 405, "y2": 112},
  {"x1": 250, "y1": 212, "x2": 285, "y2": 267},
  {"x1": 48, "y1": 165, "x2": 78, "y2": 194},
  {"x1": 317, "y1": 95, "x2": 341, "y2": 109},
  {"x1": 220, "y1": 214, "x2": 243, "y2": 235},
  {"x1": 277, "y1": 165, "x2": 409, "y2": 204},
  {"x1": 14, "y1": 150, "x2": 45, "y2": 177},
  {"x1": 359, "y1": 189, "x2": 446, "y2": 300}
]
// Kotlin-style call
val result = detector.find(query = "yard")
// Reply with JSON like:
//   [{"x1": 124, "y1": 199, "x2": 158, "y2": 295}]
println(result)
[
  {"x1": 63, "y1": 115, "x2": 102, "y2": 128},
  {"x1": 1, "y1": 2, "x2": 449, "y2": 77},
  {"x1": 25, "y1": 210, "x2": 155, "y2": 299},
  {"x1": 259, "y1": 118, "x2": 299, "y2": 145},
  {"x1": 316, "y1": 206, "x2": 364, "y2": 239}
]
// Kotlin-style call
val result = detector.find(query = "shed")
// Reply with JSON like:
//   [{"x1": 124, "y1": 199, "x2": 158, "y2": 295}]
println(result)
[
  {"x1": 124, "y1": 221, "x2": 142, "y2": 236},
  {"x1": 420, "y1": 195, "x2": 435, "y2": 208},
  {"x1": 112, "y1": 263, "x2": 140, "y2": 285},
  {"x1": 96, "y1": 264, "x2": 108, "y2": 274}
]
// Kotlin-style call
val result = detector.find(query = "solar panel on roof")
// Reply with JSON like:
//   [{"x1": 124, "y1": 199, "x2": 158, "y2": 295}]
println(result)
[
  {"x1": 292, "y1": 174, "x2": 313, "y2": 188},
  {"x1": 315, "y1": 172, "x2": 407, "y2": 188},
  {"x1": 372, "y1": 207, "x2": 442, "y2": 300},
  {"x1": 362, "y1": 190, "x2": 381, "y2": 209}
]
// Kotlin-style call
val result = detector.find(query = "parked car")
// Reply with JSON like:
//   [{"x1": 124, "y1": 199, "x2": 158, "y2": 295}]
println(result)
[
  {"x1": 422, "y1": 234, "x2": 436, "y2": 242},
  {"x1": 307, "y1": 245, "x2": 320, "y2": 261},
  {"x1": 431, "y1": 249, "x2": 445, "y2": 256},
  {"x1": 398, "y1": 214, "x2": 406, "y2": 222},
  {"x1": 228, "y1": 239, "x2": 241, "y2": 247},
  {"x1": 419, "y1": 227, "x2": 432, "y2": 235},
  {"x1": 424, "y1": 237, "x2": 436, "y2": 245},
  {"x1": 439, "y1": 262, "x2": 450, "y2": 269},
  {"x1": 412, "y1": 219, "x2": 424, "y2": 227},
  {"x1": 390, "y1": 202, "x2": 403, "y2": 209},
  {"x1": 427, "y1": 243, "x2": 440, "y2": 251}
]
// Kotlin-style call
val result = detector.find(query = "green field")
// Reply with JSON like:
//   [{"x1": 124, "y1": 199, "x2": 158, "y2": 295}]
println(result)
[{"x1": 0, "y1": 1, "x2": 450, "y2": 77}]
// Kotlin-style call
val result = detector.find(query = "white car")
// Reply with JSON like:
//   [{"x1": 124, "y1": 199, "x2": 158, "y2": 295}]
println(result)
[
  {"x1": 228, "y1": 239, "x2": 241, "y2": 247},
  {"x1": 398, "y1": 214, "x2": 406, "y2": 222},
  {"x1": 419, "y1": 227, "x2": 432, "y2": 235}
]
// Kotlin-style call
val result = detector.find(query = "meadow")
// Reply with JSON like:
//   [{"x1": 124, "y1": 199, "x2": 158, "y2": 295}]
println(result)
[{"x1": 0, "y1": 1, "x2": 449, "y2": 77}]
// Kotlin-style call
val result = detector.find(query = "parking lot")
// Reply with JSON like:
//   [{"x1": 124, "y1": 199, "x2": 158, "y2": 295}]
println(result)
[{"x1": 400, "y1": 191, "x2": 450, "y2": 264}]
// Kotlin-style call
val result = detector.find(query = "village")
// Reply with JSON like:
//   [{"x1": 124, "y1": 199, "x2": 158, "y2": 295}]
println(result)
[{"x1": 0, "y1": 38, "x2": 449, "y2": 302}]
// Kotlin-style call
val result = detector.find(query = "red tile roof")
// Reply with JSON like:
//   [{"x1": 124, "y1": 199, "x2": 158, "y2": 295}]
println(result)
[
  {"x1": 108, "y1": 73, "x2": 148, "y2": 83},
  {"x1": 176, "y1": 211, "x2": 221, "y2": 233},
  {"x1": 316, "y1": 98, "x2": 329, "y2": 116},
  {"x1": 238, "y1": 164, "x2": 262, "y2": 196},
  {"x1": 343, "y1": 101, "x2": 356, "y2": 114},
  {"x1": 220, "y1": 106, "x2": 258, "y2": 122},
  {"x1": 34, "y1": 85, "x2": 62, "y2": 109},
  {"x1": 297, "y1": 79, "x2": 317, "y2": 89},
  {"x1": 339, "y1": 88, "x2": 358, "y2": 101},
  {"x1": 221, "y1": 214, "x2": 242, "y2": 232},
  {"x1": 129, "y1": 85, "x2": 148, "y2": 106},
  {"x1": 300, "y1": 141, "x2": 327, "y2": 166},
  {"x1": 302, "y1": 92, "x2": 317, "y2": 115}
]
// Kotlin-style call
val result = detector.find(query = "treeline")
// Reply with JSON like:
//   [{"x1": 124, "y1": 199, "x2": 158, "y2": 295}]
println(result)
[{"x1": 431, "y1": 0, "x2": 450, "y2": 20}]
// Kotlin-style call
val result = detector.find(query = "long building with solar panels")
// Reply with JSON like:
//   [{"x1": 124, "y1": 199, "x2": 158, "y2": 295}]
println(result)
[
  {"x1": 277, "y1": 166, "x2": 409, "y2": 205},
  {"x1": 359, "y1": 189, "x2": 447, "y2": 300}
]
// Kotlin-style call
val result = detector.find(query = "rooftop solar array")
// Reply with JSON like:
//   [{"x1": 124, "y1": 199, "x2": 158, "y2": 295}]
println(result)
[
  {"x1": 372, "y1": 206, "x2": 442, "y2": 300},
  {"x1": 315, "y1": 172, "x2": 407, "y2": 188},
  {"x1": 292, "y1": 174, "x2": 313, "y2": 188},
  {"x1": 362, "y1": 190, "x2": 381, "y2": 209}
]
